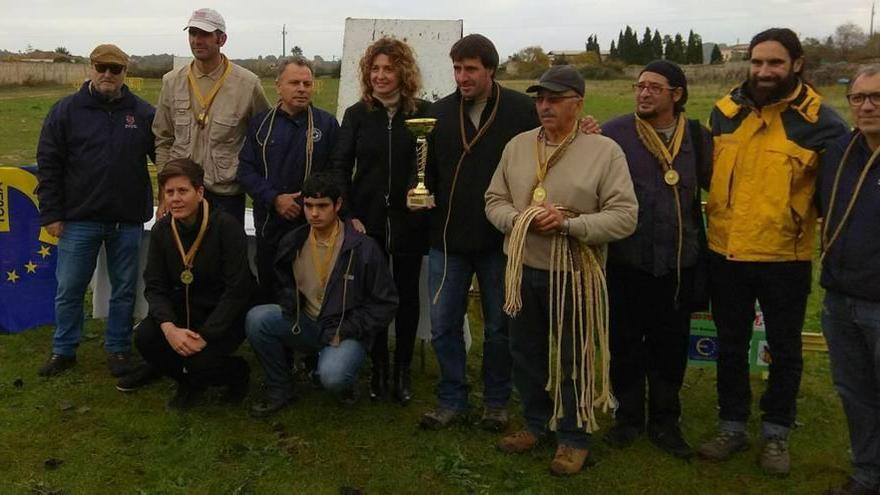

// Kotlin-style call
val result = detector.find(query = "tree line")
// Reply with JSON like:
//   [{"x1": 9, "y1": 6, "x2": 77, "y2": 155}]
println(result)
[{"x1": 608, "y1": 26, "x2": 712, "y2": 65}]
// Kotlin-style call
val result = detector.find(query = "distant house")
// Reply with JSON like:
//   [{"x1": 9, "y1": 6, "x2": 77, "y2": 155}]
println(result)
[
  {"x1": 720, "y1": 44, "x2": 750, "y2": 62},
  {"x1": 547, "y1": 50, "x2": 590, "y2": 63},
  {"x1": 18, "y1": 50, "x2": 73, "y2": 63}
]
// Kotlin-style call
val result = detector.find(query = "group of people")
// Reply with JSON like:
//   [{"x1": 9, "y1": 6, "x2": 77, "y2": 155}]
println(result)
[{"x1": 30, "y1": 6, "x2": 880, "y2": 490}]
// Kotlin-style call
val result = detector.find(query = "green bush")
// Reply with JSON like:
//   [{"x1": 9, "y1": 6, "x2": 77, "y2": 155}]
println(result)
[{"x1": 577, "y1": 62, "x2": 626, "y2": 80}]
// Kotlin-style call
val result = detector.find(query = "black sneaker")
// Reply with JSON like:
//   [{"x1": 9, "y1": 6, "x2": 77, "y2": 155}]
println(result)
[
  {"x1": 648, "y1": 424, "x2": 694, "y2": 459},
  {"x1": 604, "y1": 424, "x2": 643, "y2": 449},
  {"x1": 107, "y1": 352, "x2": 138, "y2": 378},
  {"x1": 38, "y1": 353, "x2": 76, "y2": 377},
  {"x1": 166, "y1": 383, "x2": 204, "y2": 411},
  {"x1": 115, "y1": 365, "x2": 161, "y2": 392},
  {"x1": 250, "y1": 395, "x2": 295, "y2": 418}
]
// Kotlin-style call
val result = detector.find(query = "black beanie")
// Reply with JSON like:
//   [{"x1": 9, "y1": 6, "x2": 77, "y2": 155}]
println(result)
[{"x1": 640, "y1": 60, "x2": 688, "y2": 110}]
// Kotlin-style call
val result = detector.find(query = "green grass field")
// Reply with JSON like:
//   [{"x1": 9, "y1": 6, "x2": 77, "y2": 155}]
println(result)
[{"x1": 0, "y1": 77, "x2": 854, "y2": 494}]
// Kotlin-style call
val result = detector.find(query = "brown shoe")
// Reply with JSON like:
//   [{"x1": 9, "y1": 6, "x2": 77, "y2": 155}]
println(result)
[
  {"x1": 497, "y1": 430, "x2": 540, "y2": 454},
  {"x1": 550, "y1": 444, "x2": 589, "y2": 476}
]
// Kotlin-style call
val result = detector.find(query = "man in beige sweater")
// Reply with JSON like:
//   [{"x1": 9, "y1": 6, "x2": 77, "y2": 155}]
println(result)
[{"x1": 485, "y1": 65, "x2": 638, "y2": 475}]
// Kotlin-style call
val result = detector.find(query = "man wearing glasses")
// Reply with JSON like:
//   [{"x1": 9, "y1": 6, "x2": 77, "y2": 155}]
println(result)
[
  {"x1": 600, "y1": 60, "x2": 712, "y2": 460},
  {"x1": 695, "y1": 28, "x2": 847, "y2": 475},
  {"x1": 485, "y1": 65, "x2": 637, "y2": 475},
  {"x1": 153, "y1": 8, "x2": 270, "y2": 224},
  {"x1": 36, "y1": 44, "x2": 156, "y2": 378},
  {"x1": 818, "y1": 65, "x2": 880, "y2": 495}
]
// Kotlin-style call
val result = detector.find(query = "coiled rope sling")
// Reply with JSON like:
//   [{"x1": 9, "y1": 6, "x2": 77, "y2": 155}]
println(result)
[{"x1": 502, "y1": 123, "x2": 614, "y2": 433}]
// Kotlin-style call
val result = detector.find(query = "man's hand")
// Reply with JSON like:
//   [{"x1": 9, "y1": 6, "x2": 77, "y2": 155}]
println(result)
[
  {"x1": 351, "y1": 218, "x2": 366, "y2": 234},
  {"x1": 161, "y1": 322, "x2": 207, "y2": 356},
  {"x1": 329, "y1": 334, "x2": 340, "y2": 347},
  {"x1": 528, "y1": 203, "x2": 565, "y2": 235},
  {"x1": 406, "y1": 188, "x2": 435, "y2": 211},
  {"x1": 579, "y1": 115, "x2": 602, "y2": 135},
  {"x1": 45, "y1": 221, "x2": 64, "y2": 238},
  {"x1": 274, "y1": 192, "x2": 302, "y2": 221}
]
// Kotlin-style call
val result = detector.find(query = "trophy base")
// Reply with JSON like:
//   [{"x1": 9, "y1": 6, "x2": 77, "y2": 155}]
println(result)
[{"x1": 407, "y1": 194, "x2": 435, "y2": 209}]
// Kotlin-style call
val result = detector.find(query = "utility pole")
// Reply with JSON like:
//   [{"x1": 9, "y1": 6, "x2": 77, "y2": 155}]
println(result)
[
  {"x1": 871, "y1": 2, "x2": 876, "y2": 38},
  {"x1": 282, "y1": 24, "x2": 287, "y2": 58}
]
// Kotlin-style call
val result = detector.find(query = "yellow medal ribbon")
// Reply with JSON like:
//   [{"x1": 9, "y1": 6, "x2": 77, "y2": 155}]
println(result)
[
  {"x1": 187, "y1": 56, "x2": 234, "y2": 127},
  {"x1": 533, "y1": 120, "x2": 580, "y2": 205},
  {"x1": 310, "y1": 220, "x2": 341, "y2": 304},
  {"x1": 170, "y1": 199, "x2": 210, "y2": 329}
]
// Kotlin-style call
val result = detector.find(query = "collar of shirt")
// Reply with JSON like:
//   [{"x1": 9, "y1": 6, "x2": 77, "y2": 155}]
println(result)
[{"x1": 191, "y1": 56, "x2": 227, "y2": 81}]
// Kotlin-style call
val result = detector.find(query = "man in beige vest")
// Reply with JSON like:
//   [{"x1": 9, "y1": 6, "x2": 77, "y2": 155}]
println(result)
[
  {"x1": 153, "y1": 7, "x2": 270, "y2": 224},
  {"x1": 485, "y1": 65, "x2": 637, "y2": 475}
]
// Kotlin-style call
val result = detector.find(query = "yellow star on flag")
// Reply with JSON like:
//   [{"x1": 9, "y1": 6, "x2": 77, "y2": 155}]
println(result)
[
  {"x1": 25, "y1": 261, "x2": 37, "y2": 273},
  {"x1": 6, "y1": 270, "x2": 20, "y2": 283},
  {"x1": 38, "y1": 245, "x2": 51, "y2": 259}
]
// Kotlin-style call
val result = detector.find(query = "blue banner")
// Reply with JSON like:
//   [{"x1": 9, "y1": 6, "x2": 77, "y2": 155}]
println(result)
[{"x1": 0, "y1": 165, "x2": 58, "y2": 333}]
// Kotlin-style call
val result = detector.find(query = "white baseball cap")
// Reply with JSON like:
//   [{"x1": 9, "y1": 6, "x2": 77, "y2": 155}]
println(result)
[{"x1": 184, "y1": 8, "x2": 226, "y2": 33}]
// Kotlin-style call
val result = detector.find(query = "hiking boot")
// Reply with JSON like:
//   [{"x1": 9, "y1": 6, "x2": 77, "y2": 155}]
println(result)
[
  {"x1": 550, "y1": 445, "x2": 589, "y2": 476},
  {"x1": 369, "y1": 362, "x2": 389, "y2": 401},
  {"x1": 760, "y1": 436, "x2": 790, "y2": 476},
  {"x1": 603, "y1": 424, "x2": 643, "y2": 449},
  {"x1": 392, "y1": 364, "x2": 412, "y2": 404},
  {"x1": 648, "y1": 424, "x2": 694, "y2": 459},
  {"x1": 480, "y1": 406, "x2": 509, "y2": 431},
  {"x1": 166, "y1": 383, "x2": 204, "y2": 411},
  {"x1": 696, "y1": 430, "x2": 749, "y2": 461},
  {"x1": 115, "y1": 364, "x2": 161, "y2": 392},
  {"x1": 497, "y1": 430, "x2": 541, "y2": 454},
  {"x1": 250, "y1": 395, "x2": 295, "y2": 418},
  {"x1": 419, "y1": 407, "x2": 463, "y2": 430},
  {"x1": 107, "y1": 352, "x2": 138, "y2": 378},
  {"x1": 824, "y1": 478, "x2": 878, "y2": 495},
  {"x1": 38, "y1": 353, "x2": 76, "y2": 377}
]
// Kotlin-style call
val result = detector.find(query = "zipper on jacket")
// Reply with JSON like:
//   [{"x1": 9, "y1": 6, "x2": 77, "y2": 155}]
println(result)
[{"x1": 385, "y1": 114, "x2": 393, "y2": 252}]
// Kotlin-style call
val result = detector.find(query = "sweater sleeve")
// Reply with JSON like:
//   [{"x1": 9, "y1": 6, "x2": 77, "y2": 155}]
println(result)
[
  {"x1": 236, "y1": 114, "x2": 280, "y2": 208},
  {"x1": 484, "y1": 142, "x2": 520, "y2": 234},
  {"x1": 568, "y1": 145, "x2": 638, "y2": 244},
  {"x1": 143, "y1": 224, "x2": 179, "y2": 326},
  {"x1": 198, "y1": 217, "x2": 256, "y2": 341},
  {"x1": 152, "y1": 76, "x2": 174, "y2": 171}
]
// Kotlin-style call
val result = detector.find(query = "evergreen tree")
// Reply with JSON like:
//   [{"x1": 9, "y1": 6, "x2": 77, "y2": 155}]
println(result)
[
  {"x1": 622, "y1": 26, "x2": 635, "y2": 63},
  {"x1": 640, "y1": 27, "x2": 653, "y2": 64},
  {"x1": 691, "y1": 32, "x2": 704, "y2": 64},
  {"x1": 710, "y1": 44, "x2": 723, "y2": 64},
  {"x1": 663, "y1": 35, "x2": 675, "y2": 62},
  {"x1": 652, "y1": 29, "x2": 663, "y2": 60},
  {"x1": 609, "y1": 40, "x2": 618, "y2": 59},
  {"x1": 673, "y1": 33, "x2": 686, "y2": 63}
]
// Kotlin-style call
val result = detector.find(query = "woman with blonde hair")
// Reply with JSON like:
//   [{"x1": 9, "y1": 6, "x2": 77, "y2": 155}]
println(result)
[{"x1": 331, "y1": 36, "x2": 430, "y2": 403}]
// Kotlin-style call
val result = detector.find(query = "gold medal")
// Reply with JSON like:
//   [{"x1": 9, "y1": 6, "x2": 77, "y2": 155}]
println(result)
[
  {"x1": 532, "y1": 186, "x2": 547, "y2": 203},
  {"x1": 180, "y1": 269, "x2": 194, "y2": 285},
  {"x1": 664, "y1": 169, "x2": 680, "y2": 186}
]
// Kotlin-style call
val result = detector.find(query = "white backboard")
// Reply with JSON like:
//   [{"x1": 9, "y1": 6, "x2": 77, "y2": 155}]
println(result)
[{"x1": 336, "y1": 18, "x2": 463, "y2": 121}]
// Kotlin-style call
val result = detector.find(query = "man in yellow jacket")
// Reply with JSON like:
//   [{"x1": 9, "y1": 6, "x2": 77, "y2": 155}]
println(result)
[{"x1": 696, "y1": 28, "x2": 848, "y2": 475}]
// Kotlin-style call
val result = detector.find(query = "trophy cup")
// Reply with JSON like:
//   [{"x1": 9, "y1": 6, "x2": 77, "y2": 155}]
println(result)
[{"x1": 405, "y1": 117, "x2": 437, "y2": 208}]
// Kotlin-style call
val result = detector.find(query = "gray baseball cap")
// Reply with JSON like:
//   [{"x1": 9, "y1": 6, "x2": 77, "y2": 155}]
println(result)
[
  {"x1": 526, "y1": 65, "x2": 585, "y2": 96},
  {"x1": 185, "y1": 8, "x2": 226, "y2": 33}
]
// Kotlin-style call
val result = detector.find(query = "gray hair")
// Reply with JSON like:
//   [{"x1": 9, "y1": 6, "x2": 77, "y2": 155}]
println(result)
[
  {"x1": 276, "y1": 56, "x2": 313, "y2": 80},
  {"x1": 850, "y1": 64, "x2": 880, "y2": 92}
]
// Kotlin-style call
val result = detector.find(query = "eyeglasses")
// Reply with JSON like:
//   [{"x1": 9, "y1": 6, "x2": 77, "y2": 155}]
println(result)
[
  {"x1": 531, "y1": 95, "x2": 581, "y2": 104},
  {"x1": 846, "y1": 93, "x2": 880, "y2": 107},
  {"x1": 94, "y1": 64, "x2": 124, "y2": 75},
  {"x1": 632, "y1": 83, "x2": 677, "y2": 95}
]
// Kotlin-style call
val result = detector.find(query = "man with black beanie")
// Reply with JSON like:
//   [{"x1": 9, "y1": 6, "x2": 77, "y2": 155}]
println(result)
[{"x1": 601, "y1": 60, "x2": 713, "y2": 459}]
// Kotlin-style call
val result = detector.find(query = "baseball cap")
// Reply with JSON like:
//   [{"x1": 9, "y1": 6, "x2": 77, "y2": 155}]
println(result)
[
  {"x1": 185, "y1": 8, "x2": 226, "y2": 33},
  {"x1": 526, "y1": 65, "x2": 585, "y2": 96}
]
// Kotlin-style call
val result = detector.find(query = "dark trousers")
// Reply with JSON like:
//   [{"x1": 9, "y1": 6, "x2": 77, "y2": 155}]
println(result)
[
  {"x1": 134, "y1": 316, "x2": 248, "y2": 388},
  {"x1": 205, "y1": 191, "x2": 245, "y2": 226},
  {"x1": 509, "y1": 266, "x2": 590, "y2": 449},
  {"x1": 371, "y1": 254, "x2": 422, "y2": 369},
  {"x1": 607, "y1": 264, "x2": 692, "y2": 429},
  {"x1": 709, "y1": 253, "x2": 811, "y2": 434},
  {"x1": 255, "y1": 224, "x2": 296, "y2": 305}
]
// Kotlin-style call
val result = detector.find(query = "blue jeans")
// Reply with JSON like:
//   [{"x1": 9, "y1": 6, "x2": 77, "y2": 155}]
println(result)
[
  {"x1": 427, "y1": 248, "x2": 512, "y2": 411},
  {"x1": 53, "y1": 221, "x2": 142, "y2": 355},
  {"x1": 823, "y1": 290, "x2": 880, "y2": 490},
  {"x1": 245, "y1": 304, "x2": 366, "y2": 401}
]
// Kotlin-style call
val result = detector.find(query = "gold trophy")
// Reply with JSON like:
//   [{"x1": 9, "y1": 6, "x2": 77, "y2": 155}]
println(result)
[{"x1": 405, "y1": 117, "x2": 437, "y2": 208}]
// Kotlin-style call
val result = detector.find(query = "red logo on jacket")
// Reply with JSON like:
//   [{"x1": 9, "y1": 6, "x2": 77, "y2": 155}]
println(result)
[{"x1": 125, "y1": 115, "x2": 138, "y2": 129}]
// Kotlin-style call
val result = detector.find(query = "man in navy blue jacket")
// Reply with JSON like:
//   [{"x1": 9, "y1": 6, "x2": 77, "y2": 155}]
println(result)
[
  {"x1": 36, "y1": 44, "x2": 155, "y2": 377},
  {"x1": 818, "y1": 65, "x2": 880, "y2": 495},
  {"x1": 245, "y1": 172, "x2": 397, "y2": 416},
  {"x1": 237, "y1": 56, "x2": 339, "y2": 302}
]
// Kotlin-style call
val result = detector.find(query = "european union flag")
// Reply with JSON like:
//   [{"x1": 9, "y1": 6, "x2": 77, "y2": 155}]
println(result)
[{"x1": 0, "y1": 165, "x2": 58, "y2": 333}]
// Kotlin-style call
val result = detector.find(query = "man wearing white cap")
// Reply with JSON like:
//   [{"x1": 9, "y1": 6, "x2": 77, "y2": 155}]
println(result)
[{"x1": 153, "y1": 8, "x2": 270, "y2": 225}]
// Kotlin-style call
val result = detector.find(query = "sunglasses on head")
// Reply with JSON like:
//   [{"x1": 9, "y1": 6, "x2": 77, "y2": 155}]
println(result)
[{"x1": 94, "y1": 64, "x2": 124, "y2": 75}]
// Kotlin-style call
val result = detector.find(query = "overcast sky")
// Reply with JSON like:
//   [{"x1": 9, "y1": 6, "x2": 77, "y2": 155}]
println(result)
[{"x1": 0, "y1": 0, "x2": 874, "y2": 60}]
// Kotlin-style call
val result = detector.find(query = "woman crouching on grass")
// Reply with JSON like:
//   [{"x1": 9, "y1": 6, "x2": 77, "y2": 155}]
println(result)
[{"x1": 117, "y1": 158, "x2": 256, "y2": 410}]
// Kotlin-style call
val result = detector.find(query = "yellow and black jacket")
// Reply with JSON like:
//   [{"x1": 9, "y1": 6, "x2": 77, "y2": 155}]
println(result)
[{"x1": 707, "y1": 81, "x2": 847, "y2": 261}]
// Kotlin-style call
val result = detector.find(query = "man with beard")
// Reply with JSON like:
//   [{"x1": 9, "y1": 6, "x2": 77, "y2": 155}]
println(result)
[
  {"x1": 696, "y1": 28, "x2": 847, "y2": 475},
  {"x1": 153, "y1": 8, "x2": 270, "y2": 224},
  {"x1": 601, "y1": 61, "x2": 712, "y2": 459}
]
